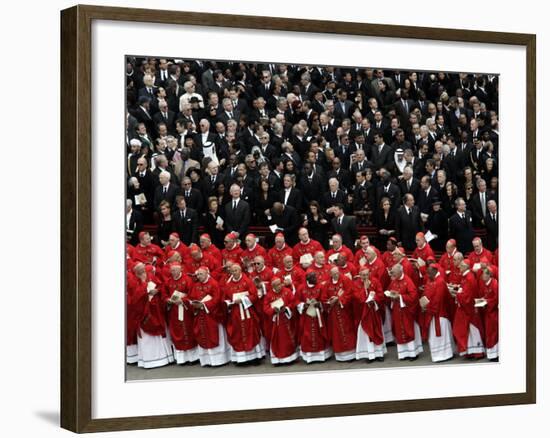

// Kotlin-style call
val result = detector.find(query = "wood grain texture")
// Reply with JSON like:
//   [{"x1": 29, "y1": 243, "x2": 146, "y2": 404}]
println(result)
[{"x1": 60, "y1": 4, "x2": 537, "y2": 433}]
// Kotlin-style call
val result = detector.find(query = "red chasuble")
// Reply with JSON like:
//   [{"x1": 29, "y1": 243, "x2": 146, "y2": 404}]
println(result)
[
  {"x1": 479, "y1": 278, "x2": 499, "y2": 350},
  {"x1": 355, "y1": 246, "x2": 382, "y2": 268},
  {"x1": 419, "y1": 273, "x2": 449, "y2": 341},
  {"x1": 306, "y1": 263, "x2": 331, "y2": 284},
  {"x1": 201, "y1": 244, "x2": 222, "y2": 265},
  {"x1": 221, "y1": 244, "x2": 244, "y2": 267},
  {"x1": 129, "y1": 272, "x2": 168, "y2": 338},
  {"x1": 267, "y1": 244, "x2": 293, "y2": 270},
  {"x1": 188, "y1": 276, "x2": 223, "y2": 349},
  {"x1": 295, "y1": 283, "x2": 329, "y2": 354},
  {"x1": 366, "y1": 256, "x2": 390, "y2": 289},
  {"x1": 242, "y1": 244, "x2": 268, "y2": 266},
  {"x1": 354, "y1": 277, "x2": 385, "y2": 345},
  {"x1": 133, "y1": 243, "x2": 164, "y2": 265},
  {"x1": 163, "y1": 273, "x2": 196, "y2": 351},
  {"x1": 321, "y1": 276, "x2": 357, "y2": 353},
  {"x1": 388, "y1": 274, "x2": 419, "y2": 344},
  {"x1": 250, "y1": 267, "x2": 274, "y2": 336},
  {"x1": 412, "y1": 243, "x2": 435, "y2": 263},
  {"x1": 468, "y1": 248, "x2": 494, "y2": 265},
  {"x1": 262, "y1": 287, "x2": 297, "y2": 358},
  {"x1": 452, "y1": 270, "x2": 484, "y2": 353},
  {"x1": 292, "y1": 239, "x2": 324, "y2": 264},
  {"x1": 224, "y1": 274, "x2": 262, "y2": 352},
  {"x1": 327, "y1": 245, "x2": 354, "y2": 265}
]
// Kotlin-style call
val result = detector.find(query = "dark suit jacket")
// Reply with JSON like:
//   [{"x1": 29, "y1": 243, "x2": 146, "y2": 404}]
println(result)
[
  {"x1": 395, "y1": 205, "x2": 423, "y2": 251},
  {"x1": 331, "y1": 215, "x2": 358, "y2": 250},
  {"x1": 321, "y1": 190, "x2": 347, "y2": 211},
  {"x1": 126, "y1": 209, "x2": 144, "y2": 245},
  {"x1": 376, "y1": 183, "x2": 401, "y2": 212},
  {"x1": 177, "y1": 187, "x2": 204, "y2": 214},
  {"x1": 371, "y1": 144, "x2": 393, "y2": 170},
  {"x1": 470, "y1": 192, "x2": 494, "y2": 227},
  {"x1": 484, "y1": 212, "x2": 498, "y2": 251},
  {"x1": 281, "y1": 188, "x2": 303, "y2": 210},
  {"x1": 173, "y1": 207, "x2": 199, "y2": 245},
  {"x1": 299, "y1": 174, "x2": 325, "y2": 205},
  {"x1": 224, "y1": 199, "x2": 251, "y2": 237},
  {"x1": 449, "y1": 211, "x2": 475, "y2": 253},
  {"x1": 153, "y1": 183, "x2": 178, "y2": 210},
  {"x1": 398, "y1": 178, "x2": 421, "y2": 201},
  {"x1": 417, "y1": 187, "x2": 439, "y2": 215},
  {"x1": 268, "y1": 205, "x2": 300, "y2": 246},
  {"x1": 152, "y1": 110, "x2": 176, "y2": 135}
]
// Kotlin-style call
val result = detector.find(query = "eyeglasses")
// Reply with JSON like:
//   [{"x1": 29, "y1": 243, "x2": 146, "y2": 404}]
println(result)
[{"x1": 253, "y1": 262, "x2": 262, "y2": 265}]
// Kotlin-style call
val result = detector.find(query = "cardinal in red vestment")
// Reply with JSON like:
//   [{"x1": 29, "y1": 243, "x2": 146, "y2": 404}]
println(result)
[
  {"x1": 263, "y1": 277, "x2": 298, "y2": 364},
  {"x1": 478, "y1": 267, "x2": 499, "y2": 360},
  {"x1": 387, "y1": 263, "x2": 423, "y2": 360},
  {"x1": 295, "y1": 272, "x2": 331, "y2": 363},
  {"x1": 452, "y1": 260, "x2": 485, "y2": 358},
  {"x1": 221, "y1": 232, "x2": 244, "y2": 267},
  {"x1": 354, "y1": 268, "x2": 386, "y2": 361},
  {"x1": 292, "y1": 228, "x2": 324, "y2": 268},
  {"x1": 128, "y1": 262, "x2": 174, "y2": 368},
  {"x1": 199, "y1": 234, "x2": 222, "y2": 265},
  {"x1": 321, "y1": 266, "x2": 357, "y2": 361},
  {"x1": 188, "y1": 267, "x2": 230, "y2": 366},
  {"x1": 267, "y1": 233, "x2": 293, "y2": 271},
  {"x1": 133, "y1": 231, "x2": 164, "y2": 266},
  {"x1": 223, "y1": 264, "x2": 265, "y2": 363},
  {"x1": 419, "y1": 265, "x2": 455, "y2": 362}
]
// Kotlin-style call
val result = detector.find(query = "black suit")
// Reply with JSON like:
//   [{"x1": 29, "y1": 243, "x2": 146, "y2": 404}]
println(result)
[
  {"x1": 267, "y1": 205, "x2": 300, "y2": 246},
  {"x1": 395, "y1": 205, "x2": 423, "y2": 251},
  {"x1": 321, "y1": 190, "x2": 347, "y2": 211},
  {"x1": 153, "y1": 183, "x2": 178, "y2": 210},
  {"x1": 153, "y1": 110, "x2": 176, "y2": 135},
  {"x1": 331, "y1": 215, "x2": 358, "y2": 250},
  {"x1": 177, "y1": 187, "x2": 204, "y2": 214},
  {"x1": 300, "y1": 174, "x2": 325, "y2": 206},
  {"x1": 224, "y1": 199, "x2": 251, "y2": 237},
  {"x1": 398, "y1": 178, "x2": 421, "y2": 201},
  {"x1": 376, "y1": 183, "x2": 401, "y2": 213},
  {"x1": 484, "y1": 212, "x2": 498, "y2": 251},
  {"x1": 470, "y1": 192, "x2": 493, "y2": 227},
  {"x1": 371, "y1": 144, "x2": 393, "y2": 170},
  {"x1": 417, "y1": 187, "x2": 439, "y2": 215},
  {"x1": 126, "y1": 209, "x2": 144, "y2": 245},
  {"x1": 281, "y1": 188, "x2": 303, "y2": 210},
  {"x1": 449, "y1": 211, "x2": 475, "y2": 253},
  {"x1": 327, "y1": 169, "x2": 352, "y2": 192},
  {"x1": 173, "y1": 207, "x2": 199, "y2": 245}
]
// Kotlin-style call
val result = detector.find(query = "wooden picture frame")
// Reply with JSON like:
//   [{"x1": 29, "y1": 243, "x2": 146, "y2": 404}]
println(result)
[{"x1": 60, "y1": 4, "x2": 536, "y2": 433}]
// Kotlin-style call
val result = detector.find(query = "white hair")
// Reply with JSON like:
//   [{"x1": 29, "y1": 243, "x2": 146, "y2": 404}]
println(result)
[
  {"x1": 159, "y1": 170, "x2": 171, "y2": 180},
  {"x1": 130, "y1": 139, "x2": 141, "y2": 147}
]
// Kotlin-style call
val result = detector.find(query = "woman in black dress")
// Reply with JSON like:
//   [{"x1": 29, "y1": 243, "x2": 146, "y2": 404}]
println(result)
[
  {"x1": 303, "y1": 201, "x2": 331, "y2": 249},
  {"x1": 203, "y1": 196, "x2": 225, "y2": 248},
  {"x1": 156, "y1": 200, "x2": 175, "y2": 247},
  {"x1": 253, "y1": 179, "x2": 280, "y2": 226},
  {"x1": 374, "y1": 196, "x2": 397, "y2": 248}
]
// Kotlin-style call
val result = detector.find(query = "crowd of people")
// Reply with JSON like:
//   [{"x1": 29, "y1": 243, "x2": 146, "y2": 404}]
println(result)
[
  {"x1": 126, "y1": 230, "x2": 499, "y2": 368},
  {"x1": 125, "y1": 58, "x2": 499, "y2": 369}
]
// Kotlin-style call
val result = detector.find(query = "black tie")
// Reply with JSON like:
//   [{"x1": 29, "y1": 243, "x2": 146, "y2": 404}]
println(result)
[{"x1": 233, "y1": 201, "x2": 237, "y2": 211}]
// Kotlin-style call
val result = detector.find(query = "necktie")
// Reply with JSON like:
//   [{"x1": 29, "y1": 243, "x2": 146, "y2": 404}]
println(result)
[
  {"x1": 185, "y1": 190, "x2": 190, "y2": 197},
  {"x1": 233, "y1": 201, "x2": 237, "y2": 211},
  {"x1": 229, "y1": 112, "x2": 233, "y2": 119},
  {"x1": 180, "y1": 210, "x2": 184, "y2": 219},
  {"x1": 163, "y1": 186, "x2": 167, "y2": 195},
  {"x1": 211, "y1": 176, "x2": 215, "y2": 184},
  {"x1": 407, "y1": 180, "x2": 411, "y2": 190},
  {"x1": 332, "y1": 192, "x2": 336, "y2": 199},
  {"x1": 338, "y1": 217, "x2": 342, "y2": 225},
  {"x1": 481, "y1": 193, "x2": 486, "y2": 216},
  {"x1": 163, "y1": 112, "x2": 168, "y2": 119}
]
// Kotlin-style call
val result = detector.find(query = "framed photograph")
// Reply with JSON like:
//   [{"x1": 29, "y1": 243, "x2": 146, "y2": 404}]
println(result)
[{"x1": 60, "y1": 4, "x2": 536, "y2": 433}]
